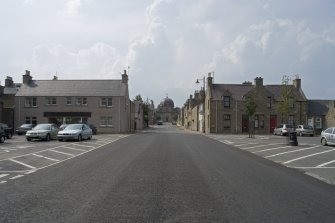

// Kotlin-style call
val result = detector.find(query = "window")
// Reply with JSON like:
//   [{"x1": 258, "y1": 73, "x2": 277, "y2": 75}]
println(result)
[
  {"x1": 100, "y1": 97, "x2": 113, "y2": 107},
  {"x1": 223, "y1": 96, "x2": 230, "y2": 108},
  {"x1": 26, "y1": 117, "x2": 37, "y2": 125},
  {"x1": 75, "y1": 97, "x2": 87, "y2": 106},
  {"x1": 25, "y1": 97, "x2": 37, "y2": 107},
  {"x1": 267, "y1": 97, "x2": 272, "y2": 108},
  {"x1": 259, "y1": 115, "x2": 264, "y2": 128},
  {"x1": 289, "y1": 98, "x2": 294, "y2": 108},
  {"x1": 66, "y1": 97, "x2": 72, "y2": 106},
  {"x1": 223, "y1": 114, "x2": 231, "y2": 129},
  {"x1": 45, "y1": 97, "x2": 57, "y2": 105},
  {"x1": 255, "y1": 114, "x2": 264, "y2": 129},
  {"x1": 100, "y1": 116, "x2": 113, "y2": 126},
  {"x1": 315, "y1": 117, "x2": 322, "y2": 129},
  {"x1": 288, "y1": 115, "x2": 294, "y2": 126}
]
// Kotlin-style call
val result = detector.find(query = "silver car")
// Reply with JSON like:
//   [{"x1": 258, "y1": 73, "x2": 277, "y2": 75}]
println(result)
[
  {"x1": 296, "y1": 125, "x2": 314, "y2": 137},
  {"x1": 320, "y1": 127, "x2": 335, "y2": 146},
  {"x1": 57, "y1": 124, "x2": 92, "y2": 142},
  {"x1": 26, "y1": 124, "x2": 59, "y2": 141},
  {"x1": 273, "y1": 124, "x2": 294, "y2": 136}
]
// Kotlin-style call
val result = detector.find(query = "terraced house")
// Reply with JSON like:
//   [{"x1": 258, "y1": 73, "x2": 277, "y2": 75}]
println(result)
[
  {"x1": 14, "y1": 70, "x2": 134, "y2": 133},
  {"x1": 179, "y1": 73, "x2": 309, "y2": 134}
]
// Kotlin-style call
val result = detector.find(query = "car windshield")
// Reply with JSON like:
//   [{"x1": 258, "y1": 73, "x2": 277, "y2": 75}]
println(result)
[
  {"x1": 65, "y1": 124, "x2": 82, "y2": 130},
  {"x1": 21, "y1": 124, "x2": 32, "y2": 128},
  {"x1": 33, "y1": 124, "x2": 50, "y2": 130}
]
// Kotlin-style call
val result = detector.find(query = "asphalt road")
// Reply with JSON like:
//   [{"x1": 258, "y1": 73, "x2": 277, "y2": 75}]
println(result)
[{"x1": 1, "y1": 125, "x2": 335, "y2": 222}]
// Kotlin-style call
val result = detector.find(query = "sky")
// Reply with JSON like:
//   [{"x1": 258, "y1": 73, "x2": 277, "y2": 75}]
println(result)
[{"x1": 1, "y1": 0, "x2": 335, "y2": 107}]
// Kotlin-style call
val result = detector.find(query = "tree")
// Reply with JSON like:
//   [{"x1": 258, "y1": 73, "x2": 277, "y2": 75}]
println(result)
[
  {"x1": 133, "y1": 94, "x2": 151, "y2": 127},
  {"x1": 276, "y1": 75, "x2": 295, "y2": 124},
  {"x1": 244, "y1": 96, "x2": 257, "y2": 138}
]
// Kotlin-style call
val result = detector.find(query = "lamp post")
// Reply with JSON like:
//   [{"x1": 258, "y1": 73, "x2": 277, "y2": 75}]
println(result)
[{"x1": 196, "y1": 76, "x2": 206, "y2": 133}]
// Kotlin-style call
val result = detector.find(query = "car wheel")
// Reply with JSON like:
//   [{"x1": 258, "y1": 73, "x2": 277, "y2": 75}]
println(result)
[
  {"x1": 78, "y1": 134, "x2": 82, "y2": 142},
  {"x1": 321, "y1": 138, "x2": 327, "y2": 146},
  {"x1": 299, "y1": 132, "x2": 303, "y2": 137},
  {"x1": 58, "y1": 139, "x2": 63, "y2": 142},
  {"x1": 45, "y1": 134, "x2": 50, "y2": 141},
  {"x1": 0, "y1": 136, "x2": 5, "y2": 143},
  {"x1": 7, "y1": 133, "x2": 12, "y2": 139}
]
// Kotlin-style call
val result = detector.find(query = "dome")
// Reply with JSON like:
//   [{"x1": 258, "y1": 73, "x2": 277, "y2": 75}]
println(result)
[{"x1": 159, "y1": 96, "x2": 174, "y2": 108}]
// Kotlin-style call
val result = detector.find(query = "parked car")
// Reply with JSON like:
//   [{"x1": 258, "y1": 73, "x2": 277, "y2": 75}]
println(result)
[
  {"x1": 16, "y1": 124, "x2": 34, "y2": 135},
  {"x1": 273, "y1": 124, "x2": 294, "y2": 136},
  {"x1": 26, "y1": 124, "x2": 59, "y2": 141},
  {"x1": 57, "y1": 124, "x2": 92, "y2": 141},
  {"x1": 0, "y1": 125, "x2": 6, "y2": 143},
  {"x1": 320, "y1": 127, "x2": 335, "y2": 146},
  {"x1": 157, "y1": 120, "x2": 163, "y2": 125},
  {"x1": 296, "y1": 125, "x2": 314, "y2": 136},
  {"x1": 0, "y1": 123, "x2": 13, "y2": 139}
]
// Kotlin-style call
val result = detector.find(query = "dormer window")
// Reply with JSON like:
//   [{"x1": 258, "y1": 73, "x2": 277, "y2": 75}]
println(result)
[{"x1": 224, "y1": 96, "x2": 230, "y2": 108}]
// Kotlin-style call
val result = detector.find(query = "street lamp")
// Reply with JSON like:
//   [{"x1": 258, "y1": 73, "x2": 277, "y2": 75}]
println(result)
[{"x1": 195, "y1": 76, "x2": 206, "y2": 133}]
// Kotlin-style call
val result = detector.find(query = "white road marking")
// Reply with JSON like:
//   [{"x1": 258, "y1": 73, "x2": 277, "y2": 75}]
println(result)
[
  {"x1": 317, "y1": 160, "x2": 335, "y2": 167},
  {"x1": 242, "y1": 143, "x2": 283, "y2": 150},
  {"x1": 0, "y1": 174, "x2": 8, "y2": 178},
  {"x1": 61, "y1": 146, "x2": 86, "y2": 152},
  {"x1": 25, "y1": 170, "x2": 36, "y2": 174},
  {"x1": 72, "y1": 143, "x2": 94, "y2": 148},
  {"x1": 265, "y1": 145, "x2": 320, "y2": 158},
  {"x1": 83, "y1": 141, "x2": 104, "y2": 146},
  {"x1": 49, "y1": 149, "x2": 75, "y2": 157},
  {"x1": 221, "y1": 140, "x2": 233, "y2": 144},
  {"x1": 253, "y1": 146, "x2": 292, "y2": 153},
  {"x1": 283, "y1": 148, "x2": 335, "y2": 164},
  {"x1": 9, "y1": 159, "x2": 36, "y2": 169},
  {"x1": 32, "y1": 153, "x2": 60, "y2": 162},
  {"x1": 10, "y1": 175, "x2": 24, "y2": 180},
  {"x1": 0, "y1": 181, "x2": 7, "y2": 184}
]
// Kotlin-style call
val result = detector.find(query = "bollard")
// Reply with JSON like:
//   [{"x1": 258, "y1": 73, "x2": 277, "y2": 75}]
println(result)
[{"x1": 288, "y1": 131, "x2": 298, "y2": 146}]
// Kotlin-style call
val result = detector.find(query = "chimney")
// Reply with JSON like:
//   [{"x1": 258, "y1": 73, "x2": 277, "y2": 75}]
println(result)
[
  {"x1": 5, "y1": 76, "x2": 14, "y2": 87},
  {"x1": 23, "y1": 70, "x2": 32, "y2": 85},
  {"x1": 293, "y1": 77, "x2": 301, "y2": 89},
  {"x1": 122, "y1": 70, "x2": 128, "y2": 84},
  {"x1": 254, "y1": 77, "x2": 263, "y2": 87},
  {"x1": 207, "y1": 72, "x2": 213, "y2": 88}
]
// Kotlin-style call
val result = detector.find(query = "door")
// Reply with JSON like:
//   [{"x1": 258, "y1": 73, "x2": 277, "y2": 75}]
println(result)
[
  {"x1": 270, "y1": 115, "x2": 277, "y2": 134},
  {"x1": 242, "y1": 115, "x2": 249, "y2": 133}
]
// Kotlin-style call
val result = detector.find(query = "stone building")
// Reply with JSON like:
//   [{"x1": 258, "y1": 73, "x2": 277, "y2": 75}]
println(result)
[
  {"x1": 14, "y1": 70, "x2": 134, "y2": 133},
  {"x1": 308, "y1": 100, "x2": 335, "y2": 135},
  {"x1": 203, "y1": 73, "x2": 308, "y2": 134},
  {"x1": 156, "y1": 96, "x2": 179, "y2": 123},
  {"x1": 0, "y1": 76, "x2": 19, "y2": 128}
]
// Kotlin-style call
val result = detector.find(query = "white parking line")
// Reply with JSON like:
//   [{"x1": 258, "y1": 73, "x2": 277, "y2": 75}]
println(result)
[
  {"x1": 253, "y1": 146, "x2": 292, "y2": 153},
  {"x1": 0, "y1": 181, "x2": 7, "y2": 184},
  {"x1": 9, "y1": 159, "x2": 36, "y2": 169},
  {"x1": 0, "y1": 174, "x2": 8, "y2": 179},
  {"x1": 317, "y1": 160, "x2": 335, "y2": 167},
  {"x1": 265, "y1": 145, "x2": 320, "y2": 158},
  {"x1": 32, "y1": 153, "x2": 60, "y2": 162},
  {"x1": 283, "y1": 148, "x2": 335, "y2": 164},
  {"x1": 9, "y1": 175, "x2": 24, "y2": 180},
  {"x1": 61, "y1": 146, "x2": 86, "y2": 152},
  {"x1": 71, "y1": 143, "x2": 95, "y2": 148},
  {"x1": 49, "y1": 149, "x2": 75, "y2": 157},
  {"x1": 242, "y1": 143, "x2": 283, "y2": 150}
]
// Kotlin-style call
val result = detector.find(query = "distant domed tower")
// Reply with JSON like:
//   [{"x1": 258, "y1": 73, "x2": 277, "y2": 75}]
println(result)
[{"x1": 156, "y1": 95, "x2": 178, "y2": 123}]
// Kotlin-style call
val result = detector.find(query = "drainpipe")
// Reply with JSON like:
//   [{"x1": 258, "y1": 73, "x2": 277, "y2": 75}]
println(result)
[
  {"x1": 119, "y1": 97, "x2": 121, "y2": 133},
  {"x1": 216, "y1": 101, "x2": 218, "y2": 133},
  {"x1": 236, "y1": 101, "x2": 238, "y2": 134}
]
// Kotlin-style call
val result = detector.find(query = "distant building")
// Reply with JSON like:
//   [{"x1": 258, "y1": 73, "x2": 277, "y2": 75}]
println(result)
[
  {"x1": 308, "y1": 100, "x2": 335, "y2": 135},
  {"x1": 156, "y1": 96, "x2": 178, "y2": 123}
]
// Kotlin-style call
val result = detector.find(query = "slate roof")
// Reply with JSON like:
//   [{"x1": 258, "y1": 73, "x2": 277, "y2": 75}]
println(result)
[
  {"x1": 308, "y1": 100, "x2": 331, "y2": 116},
  {"x1": 15, "y1": 80, "x2": 127, "y2": 97},
  {"x1": 211, "y1": 83, "x2": 307, "y2": 101}
]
